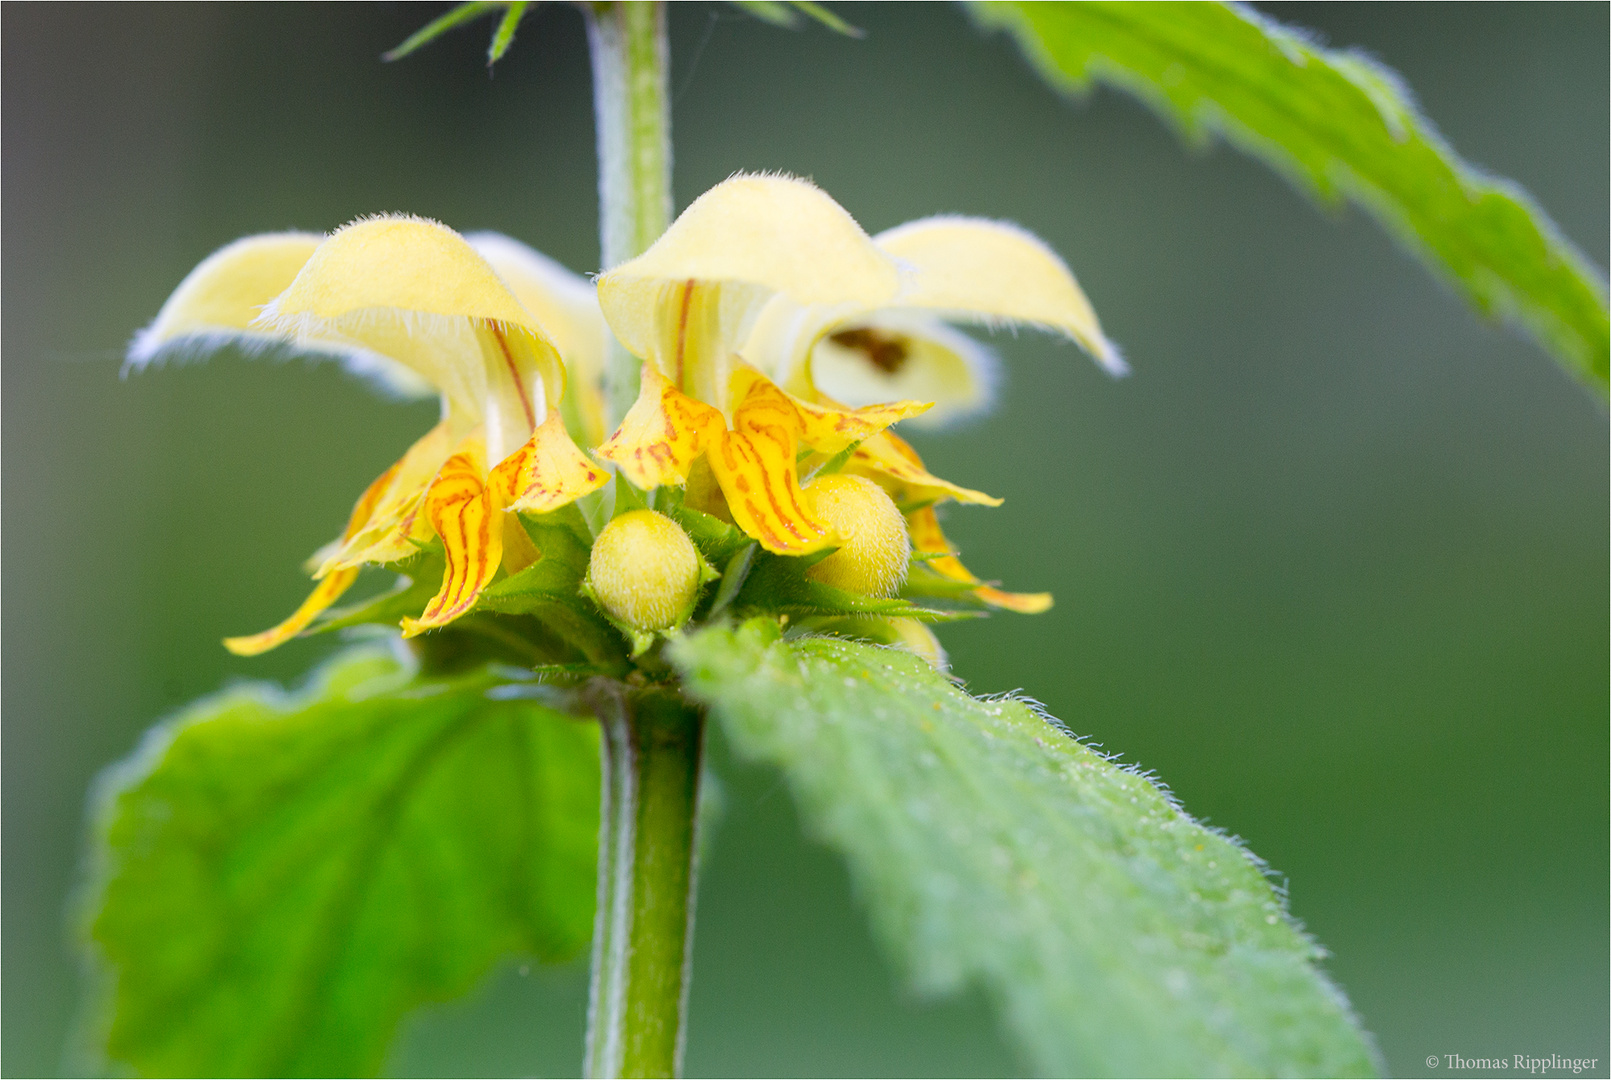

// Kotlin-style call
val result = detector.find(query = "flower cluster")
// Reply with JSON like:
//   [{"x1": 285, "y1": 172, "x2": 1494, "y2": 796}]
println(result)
[{"x1": 132, "y1": 176, "x2": 1118, "y2": 666}]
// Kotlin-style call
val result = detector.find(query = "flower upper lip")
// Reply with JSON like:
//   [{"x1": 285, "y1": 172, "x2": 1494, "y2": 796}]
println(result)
[
  {"x1": 597, "y1": 173, "x2": 1122, "y2": 429},
  {"x1": 251, "y1": 215, "x2": 569, "y2": 463}
]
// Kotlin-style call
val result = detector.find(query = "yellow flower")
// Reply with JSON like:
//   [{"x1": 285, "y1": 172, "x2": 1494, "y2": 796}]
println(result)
[
  {"x1": 593, "y1": 174, "x2": 1118, "y2": 610},
  {"x1": 131, "y1": 217, "x2": 610, "y2": 654}
]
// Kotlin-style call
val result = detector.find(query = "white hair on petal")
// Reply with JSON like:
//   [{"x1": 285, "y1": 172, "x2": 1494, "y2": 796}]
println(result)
[
  {"x1": 124, "y1": 222, "x2": 474, "y2": 400},
  {"x1": 125, "y1": 229, "x2": 327, "y2": 369},
  {"x1": 122, "y1": 327, "x2": 435, "y2": 401},
  {"x1": 124, "y1": 325, "x2": 277, "y2": 371},
  {"x1": 334, "y1": 210, "x2": 451, "y2": 234},
  {"x1": 724, "y1": 167, "x2": 816, "y2": 187}
]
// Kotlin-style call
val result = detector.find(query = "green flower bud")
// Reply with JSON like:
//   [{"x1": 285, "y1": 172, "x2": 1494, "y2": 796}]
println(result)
[
  {"x1": 805, "y1": 474, "x2": 910, "y2": 598},
  {"x1": 587, "y1": 510, "x2": 702, "y2": 631}
]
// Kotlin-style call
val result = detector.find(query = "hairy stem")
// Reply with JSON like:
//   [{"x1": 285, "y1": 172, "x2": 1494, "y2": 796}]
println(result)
[
  {"x1": 584, "y1": 685, "x2": 705, "y2": 1079},
  {"x1": 587, "y1": 0, "x2": 672, "y2": 428},
  {"x1": 584, "y1": 8, "x2": 689, "y2": 1075}
]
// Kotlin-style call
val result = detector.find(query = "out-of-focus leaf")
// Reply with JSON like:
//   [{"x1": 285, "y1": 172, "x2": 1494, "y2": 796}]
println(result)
[
  {"x1": 787, "y1": 1, "x2": 862, "y2": 37},
  {"x1": 728, "y1": 0, "x2": 800, "y2": 29},
  {"x1": 383, "y1": 1, "x2": 500, "y2": 62},
  {"x1": 672, "y1": 620, "x2": 1380, "y2": 1076},
  {"x1": 77, "y1": 647, "x2": 599, "y2": 1078},
  {"x1": 729, "y1": 0, "x2": 863, "y2": 37},
  {"x1": 487, "y1": 1, "x2": 529, "y2": 66},
  {"x1": 970, "y1": 0, "x2": 1609, "y2": 396}
]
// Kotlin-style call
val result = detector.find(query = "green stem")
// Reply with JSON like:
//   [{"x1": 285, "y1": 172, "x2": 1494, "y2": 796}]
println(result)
[
  {"x1": 587, "y1": 0, "x2": 672, "y2": 428},
  {"x1": 584, "y1": 685, "x2": 705, "y2": 1079},
  {"x1": 584, "y1": 8, "x2": 690, "y2": 1075}
]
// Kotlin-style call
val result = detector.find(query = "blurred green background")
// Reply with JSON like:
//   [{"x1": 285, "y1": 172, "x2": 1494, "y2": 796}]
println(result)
[{"x1": 4, "y1": 3, "x2": 1606, "y2": 1076}]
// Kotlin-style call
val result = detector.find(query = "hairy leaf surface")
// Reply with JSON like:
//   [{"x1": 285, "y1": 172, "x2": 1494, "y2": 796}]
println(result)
[
  {"x1": 78, "y1": 647, "x2": 599, "y2": 1077},
  {"x1": 673, "y1": 621, "x2": 1379, "y2": 1076},
  {"x1": 971, "y1": 0, "x2": 1609, "y2": 394}
]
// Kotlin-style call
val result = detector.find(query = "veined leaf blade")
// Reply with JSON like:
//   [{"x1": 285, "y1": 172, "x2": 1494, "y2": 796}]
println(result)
[
  {"x1": 672, "y1": 621, "x2": 1379, "y2": 1076},
  {"x1": 970, "y1": 0, "x2": 1609, "y2": 395},
  {"x1": 76, "y1": 646, "x2": 599, "y2": 1077}
]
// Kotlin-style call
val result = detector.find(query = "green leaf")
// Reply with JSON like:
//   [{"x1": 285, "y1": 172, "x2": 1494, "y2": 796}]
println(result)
[
  {"x1": 705, "y1": 541, "x2": 759, "y2": 621},
  {"x1": 611, "y1": 473, "x2": 651, "y2": 516},
  {"x1": 728, "y1": 0, "x2": 801, "y2": 29},
  {"x1": 476, "y1": 513, "x2": 592, "y2": 617},
  {"x1": 734, "y1": 549, "x2": 952, "y2": 620},
  {"x1": 969, "y1": 0, "x2": 1609, "y2": 396},
  {"x1": 671, "y1": 621, "x2": 1380, "y2": 1076},
  {"x1": 728, "y1": 0, "x2": 863, "y2": 37},
  {"x1": 477, "y1": 563, "x2": 585, "y2": 614},
  {"x1": 800, "y1": 437, "x2": 864, "y2": 485},
  {"x1": 486, "y1": 1, "x2": 529, "y2": 67},
  {"x1": 77, "y1": 647, "x2": 600, "y2": 1077},
  {"x1": 786, "y1": 1, "x2": 863, "y2": 38},
  {"x1": 664, "y1": 501, "x2": 752, "y2": 572},
  {"x1": 383, "y1": 1, "x2": 500, "y2": 62},
  {"x1": 315, "y1": 554, "x2": 442, "y2": 634}
]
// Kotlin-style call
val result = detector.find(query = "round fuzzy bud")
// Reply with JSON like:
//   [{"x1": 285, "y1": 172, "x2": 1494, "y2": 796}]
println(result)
[
  {"x1": 588, "y1": 510, "x2": 702, "y2": 631},
  {"x1": 805, "y1": 474, "x2": 910, "y2": 598}
]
